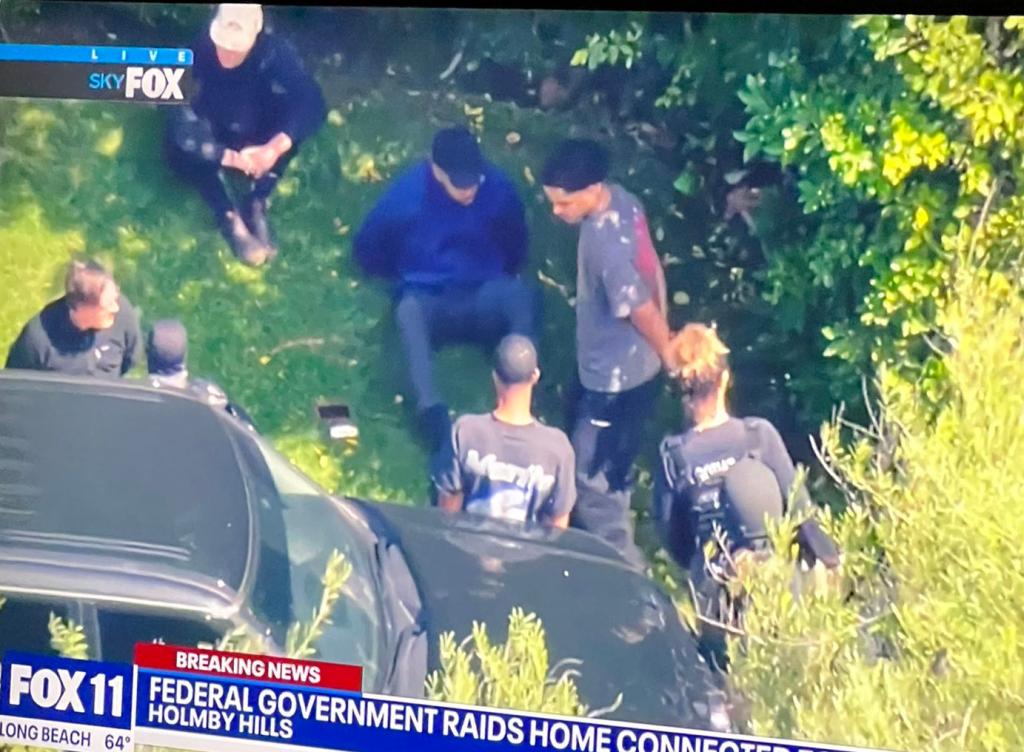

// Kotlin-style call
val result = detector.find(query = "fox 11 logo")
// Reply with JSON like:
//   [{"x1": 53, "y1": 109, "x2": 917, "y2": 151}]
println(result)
[{"x1": 88, "y1": 66, "x2": 185, "y2": 100}]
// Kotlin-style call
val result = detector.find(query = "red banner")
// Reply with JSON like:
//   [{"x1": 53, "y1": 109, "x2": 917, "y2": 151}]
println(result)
[{"x1": 134, "y1": 643, "x2": 362, "y2": 692}]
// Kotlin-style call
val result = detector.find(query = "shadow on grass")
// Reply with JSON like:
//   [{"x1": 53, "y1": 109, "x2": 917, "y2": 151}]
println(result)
[
  {"x1": 0, "y1": 88, "x2": 601, "y2": 506},
  {"x1": 1, "y1": 82, "x2": 793, "y2": 569}
]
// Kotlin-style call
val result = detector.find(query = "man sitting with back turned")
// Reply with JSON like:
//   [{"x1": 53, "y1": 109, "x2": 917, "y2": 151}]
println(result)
[
  {"x1": 432, "y1": 335, "x2": 575, "y2": 528},
  {"x1": 354, "y1": 126, "x2": 534, "y2": 453},
  {"x1": 165, "y1": 3, "x2": 326, "y2": 266}
]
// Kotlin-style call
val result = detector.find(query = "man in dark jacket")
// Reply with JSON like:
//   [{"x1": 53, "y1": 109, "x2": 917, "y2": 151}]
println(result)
[
  {"x1": 5, "y1": 259, "x2": 141, "y2": 378},
  {"x1": 165, "y1": 3, "x2": 326, "y2": 266},
  {"x1": 354, "y1": 126, "x2": 535, "y2": 452}
]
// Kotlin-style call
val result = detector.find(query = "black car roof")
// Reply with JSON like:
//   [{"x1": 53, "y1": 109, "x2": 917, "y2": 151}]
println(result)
[{"x1": 0, "y1": 371, "x2": 252, "y2": 594}]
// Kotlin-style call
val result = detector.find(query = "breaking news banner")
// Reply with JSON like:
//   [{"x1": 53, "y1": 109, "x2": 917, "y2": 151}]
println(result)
[
  {"x1": 0, "y1": 650, "x2": 133, "y2": 752},
  {"x1": 1, "y1": 645, "x2": 892, "y2": 752},
  {"x1": 0, "y1": 44, "x2": 192, "y2": 103}
]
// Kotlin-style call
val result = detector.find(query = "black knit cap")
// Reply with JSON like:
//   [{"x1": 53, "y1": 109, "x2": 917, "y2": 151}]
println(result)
[
  {"x1": 493, "y1": 334, "x2": 538, "y2": 385},
  {"x1": 432, "y1": 126, "x2": 485, "y2": 189},
  {"x1": 147, "y1": 319, "x2": 188, "y2": 376},
  {"x1": 540, "y1": 138, "x2": 610, "y2": 192}
]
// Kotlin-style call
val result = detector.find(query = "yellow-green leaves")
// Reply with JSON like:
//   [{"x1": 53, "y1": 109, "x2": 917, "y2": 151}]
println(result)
[
  {"x1": 571, "y1": 22, "x2": 644, "y2": 72},
  {"x1": 95, "y1": 127, "x2": 124, "y2": 158},
  {"x1": 425, "y1": 609, "x2": 593, "y2": 718},
  {"x1": 881, "y1": 115, "x2": 949, "y2": 186},
  {"x1": 820, "y1": 113, "x2": 878, "y2": 187},
  {"x1": 49, "y1": 613, "x2": 89, "y2": 660},
  {"x1": 913, "y1": 205, "x2": 930, "y2": 231},
  {"x1": 285, "y1": 550, "x2": 352, "y2": 660}
]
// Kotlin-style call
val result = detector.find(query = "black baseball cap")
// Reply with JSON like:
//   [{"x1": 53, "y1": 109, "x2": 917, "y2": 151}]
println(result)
[
  {"x1": 147, "y1": 319, "x2": 188, "y2": 376},
  {"x1": 432, "y1": 127, "x2": 485, "y2": 189},
  {"x1": 493, "y1": 335, "x2": 538, "y2": 384}
]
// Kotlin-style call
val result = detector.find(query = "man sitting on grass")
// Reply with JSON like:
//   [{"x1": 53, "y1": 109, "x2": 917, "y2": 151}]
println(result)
[
  {"x1": 432, "y1": 335, "x2": 575, "y2": 528},
  {"x1": 165, "y1": 3, "x2": 326, "y2": 266},
  {"x1": 354, "y1": 126, "x2": 534, "y2": 454}
]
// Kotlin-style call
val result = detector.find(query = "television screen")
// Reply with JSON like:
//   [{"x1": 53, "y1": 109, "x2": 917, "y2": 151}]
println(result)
[{"x1": 1, "y1": 5, "x2": 1020, "y2": 752}]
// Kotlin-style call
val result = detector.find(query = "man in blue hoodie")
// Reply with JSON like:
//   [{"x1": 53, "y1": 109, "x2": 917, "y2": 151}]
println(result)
[
  {"x1": 165, "y1": 4, "x2": 326, "y2": 266},
  {"x1": 354, "y1": 126, "x2": 533, "y2": 453}
]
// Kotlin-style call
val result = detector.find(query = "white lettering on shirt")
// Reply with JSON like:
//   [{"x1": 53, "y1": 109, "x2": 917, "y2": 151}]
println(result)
[
  {"x1": 464, "y1": 449, "x2": 556, "y2": 496},
  {"x1": 693, "y1": 456, "x2": 737, "y2": 485}
]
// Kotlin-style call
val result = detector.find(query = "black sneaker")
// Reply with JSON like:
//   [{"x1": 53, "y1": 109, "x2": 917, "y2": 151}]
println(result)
[
  {"x1": 417, "y1": 403, "x2": 452, "y2": 455},
  {"x1": 241, "y1": 196, "x2": 278, "y2": 261},
  {"x1": 219, "y1": 210, "x2": 269, "y2": 266}
]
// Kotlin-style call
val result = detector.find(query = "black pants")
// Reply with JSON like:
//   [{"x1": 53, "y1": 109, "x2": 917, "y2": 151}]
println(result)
[
  {"x1": 691, "y1": 568, "x2": 733, "y2": 674},
  {"x1": 395, "y1": 278, "x2": 537, "y2": 411},
  {"x1": 567, "y1": 376, "x2": 660, "y2": 570},
  {"x1": 164, "y1": 109, "x2": 295, "y2": 221},
  {"x1": 690, "y1": 542, "x2": 771, "y2": 674}
]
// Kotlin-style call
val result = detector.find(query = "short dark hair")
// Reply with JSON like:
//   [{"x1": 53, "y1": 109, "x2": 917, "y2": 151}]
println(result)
[
  {"x1": 493, "y1": 334, "x2": 538, "y2": 385},
  {"x1": 146, "y1": 319, "x2": 188, "y2": 376},
  {"x1": 64, "y1": 259, "x2": 114, "y2": 308},
  {"x1": 541, "y1": 138, "x2": 610, "y2": 192}
]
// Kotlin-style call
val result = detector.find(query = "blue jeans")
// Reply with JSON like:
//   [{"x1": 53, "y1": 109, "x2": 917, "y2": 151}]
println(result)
[
  {"x1": 568, "y1": 376, "x2": 660, "y2": 570},
  {"x1": 395, "y1": 277, "x2": 536, "y2": 411}
]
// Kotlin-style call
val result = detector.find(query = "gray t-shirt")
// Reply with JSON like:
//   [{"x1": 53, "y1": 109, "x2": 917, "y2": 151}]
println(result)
[
  {"x1": 576, "y1": 183, "x2": 665, "y2": 393},
  {"x1": 433, "y1": 413, "x2": 576, "y2": 524}
]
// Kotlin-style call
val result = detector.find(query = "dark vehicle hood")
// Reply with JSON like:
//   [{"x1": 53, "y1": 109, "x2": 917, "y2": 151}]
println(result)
[{"x1": 355, "y1": 500, "x2": 718, "y2": 729}]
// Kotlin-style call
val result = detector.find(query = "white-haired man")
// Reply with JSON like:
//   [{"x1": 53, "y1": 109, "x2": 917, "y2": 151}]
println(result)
[{"x1": 165, "y1": 4, "x2": 326, "y2": 265}]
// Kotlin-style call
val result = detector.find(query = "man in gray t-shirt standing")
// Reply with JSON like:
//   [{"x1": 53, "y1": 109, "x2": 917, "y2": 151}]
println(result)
[
  {"x1": 541, "y1": 139, "x2": 673, "y2": 568},
  {"x1": 433, "y1": 335, "x2": 575, "y2": 527}
]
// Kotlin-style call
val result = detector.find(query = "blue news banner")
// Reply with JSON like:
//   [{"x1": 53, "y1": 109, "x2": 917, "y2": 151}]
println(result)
[{"x1": 0, "y1": 646, "x2": 889, "y2": 752}]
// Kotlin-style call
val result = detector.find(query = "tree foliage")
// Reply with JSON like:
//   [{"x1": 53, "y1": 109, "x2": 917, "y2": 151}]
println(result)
[
  {"x1": 573, "y1": 16, "x2": 1024, "y2": 745},
  {"x1": 736, "y1": 14, "x2": 1024, "y2": 418},
  {"x1": 725, "y1": 236, "x2": 1024, "y2": 750},
  {"x1": 575, "y1": 14, "x2": 1024, "y2": 429}
]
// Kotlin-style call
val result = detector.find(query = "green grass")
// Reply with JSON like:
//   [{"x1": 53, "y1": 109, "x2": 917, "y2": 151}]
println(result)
[{"x1": 0, "y1": 84, "x2": 653, "y2": 504}]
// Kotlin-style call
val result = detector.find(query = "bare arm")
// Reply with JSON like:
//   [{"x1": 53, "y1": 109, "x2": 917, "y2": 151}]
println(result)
[
  {"x1": 437, "y1": 490, "x2": 464, "y2": 514},
  {"x1": 629, "y1": 299, "x2": 673, "y2": 366},
  {"x1": 550, "y1": 512, "x2": 570, "y2": 529}
]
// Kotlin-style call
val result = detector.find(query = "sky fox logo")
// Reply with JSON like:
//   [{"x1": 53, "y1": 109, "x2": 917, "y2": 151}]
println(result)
[{"x1": 88, "y1": 66, "x2": 185, "y2": 100}]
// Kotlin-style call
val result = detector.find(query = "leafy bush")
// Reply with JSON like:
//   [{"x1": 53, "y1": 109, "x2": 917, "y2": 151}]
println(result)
[
  {"x1": 425, "y1": 608, "x2": 603, "y2": 717},
  {"x1": 574, "y1": 14, "x2": 1024, "y2": 434},
  {"x1": 736, "y1": 15, "x2": 1024, "y2": 422},
  {"x1": 725, "y1": 238, "x2": 1024, "y2": 750}
]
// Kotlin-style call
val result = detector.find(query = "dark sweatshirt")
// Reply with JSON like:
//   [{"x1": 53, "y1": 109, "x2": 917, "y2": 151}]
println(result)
[
  {"x1": 169, "y1": 29, "x2": 326, "y2": 159},
  {"x1": 5, "y1": 296, "x2": 141, "y2": 378},
  {"x1": 353, "y1": 160, "x2": 528, "y2": 292}
]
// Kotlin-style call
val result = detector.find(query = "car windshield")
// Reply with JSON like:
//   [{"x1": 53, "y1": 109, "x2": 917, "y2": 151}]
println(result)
[{"x1": 232, "y1": 427, "x2": 382, "y2": 689}]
